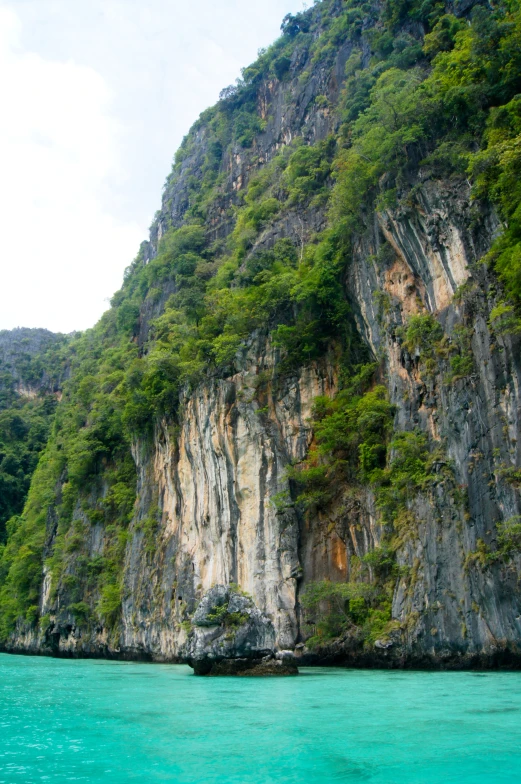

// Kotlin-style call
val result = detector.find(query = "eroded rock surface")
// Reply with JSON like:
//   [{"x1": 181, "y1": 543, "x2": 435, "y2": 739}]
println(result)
[
  {"x1": 2, "y1": 0, "x2": 521, "y2": 670},
  {"x1": 185, "y1": 586, "x2": 298, "y2": 676}
]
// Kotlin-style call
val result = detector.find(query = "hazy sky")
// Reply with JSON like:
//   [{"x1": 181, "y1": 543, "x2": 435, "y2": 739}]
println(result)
[{"x1": 0, "y1": 0, "x2": 305, "y2": 333}]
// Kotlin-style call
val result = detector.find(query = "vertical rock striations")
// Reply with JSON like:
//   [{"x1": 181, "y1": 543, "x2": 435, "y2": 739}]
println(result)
[{"x1": 1, "y1": 0, "x2": 521, "y2": 668}]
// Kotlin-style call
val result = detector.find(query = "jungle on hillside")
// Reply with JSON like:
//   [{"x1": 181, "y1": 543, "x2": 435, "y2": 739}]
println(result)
[{"x1": 1, "y1": 0, "x2": 521, "y2": 650}]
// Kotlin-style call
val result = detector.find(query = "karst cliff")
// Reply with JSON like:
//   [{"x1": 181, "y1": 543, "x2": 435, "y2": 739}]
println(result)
[{"x1": 1, "y1": 0, "x2": 521, "y2": 669}]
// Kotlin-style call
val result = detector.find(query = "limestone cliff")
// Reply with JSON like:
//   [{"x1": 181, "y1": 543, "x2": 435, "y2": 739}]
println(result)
[{"x1": 2, "y1": 0, "x2": 521, "y2": 668}]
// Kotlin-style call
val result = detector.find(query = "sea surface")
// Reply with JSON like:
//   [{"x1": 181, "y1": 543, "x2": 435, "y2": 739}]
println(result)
[{"x1": 1, "y1": 654, "x2": 521, "y2": 783}]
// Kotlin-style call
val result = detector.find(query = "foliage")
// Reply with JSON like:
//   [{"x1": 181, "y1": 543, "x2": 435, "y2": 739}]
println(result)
[
  {"x1": 3, "y1": 0, "x2": 521, "y2": 644},
  {"x1": 465, "y1": 516, "x2": 521, "y2": 569},
  {"x1": 497, "y1": 516, "x2": 521, "y2": 554},
  {"x1": 288, "y1": 365, "x2": 395, "y2": 509},
  {"x1": 204, "y1": 591, "x2": 250, "y2": 629},
  {"x1": 0, "y1": 447, "x2": 63, "y2": 639},
  {"x1": 0, "y1": 398, "x2": 58, "y2": 543},
  {"x1": 283, "y1": 137, "x2": 336, "y2": 205},
  {"x1": 0, "y1": 321, "x2": 137, "y2": 638},
  {"x1": 374, "y1": 431, "x2": 439, "y2": 529},
  {"x1": 300, "y1": 579, "x2": 394, "y2": 648},
  {"x1": 397, "y1": 314, "x2": 474, "y2": 382},
  {"x1": 398, "y1": 314, "x2": 443, "y2": 358},
  {"x1": 489, "y1": 301, "x2": 521, "y2": 334},
  {"x1": 97, "y1": 583, "x2": 123, "y2": 627},
  {"x1": 0, "y1": 332, "x2": 68, "y2": 543},
  {"x1": 292, "y1": 361, "x2": 441, "y2": 648},
  {"x1": 68, "y1": 601, "x2": 92, "y2": 624},
  {"x1": 446, "y1": 326, "x2": 475, "y2": 382}
]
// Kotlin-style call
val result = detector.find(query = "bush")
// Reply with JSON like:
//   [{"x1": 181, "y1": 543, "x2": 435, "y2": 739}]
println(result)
[
  {"x1": 97, "y1": 583, "x2": 122, "y2": 626},
  {"x1": 68, "y1": 601, "x2": 91, "y2": 624},
  {"x1": 284, "y1": 137, "x2": 336, "y2": 205},
  {"x1": 288, "y1": 373, "x2": 395, "y2": 507},
  {"x1": 399, "y1": 314, "x2": 443, "y2": 358},
  {"x1": 497, "y1": 516, "x2": 521, "y2": 555},
  {"x1": 274, "y1": 56, "x2": 291, "y2": 80},
  {"x1": 301, "y1": 579, "x2": 392, "y2": 647}
]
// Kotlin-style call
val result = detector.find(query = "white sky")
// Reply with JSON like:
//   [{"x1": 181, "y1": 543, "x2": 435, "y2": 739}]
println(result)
[{"x1": 0, "y1": 0, "x2": 306, "y2": 333}]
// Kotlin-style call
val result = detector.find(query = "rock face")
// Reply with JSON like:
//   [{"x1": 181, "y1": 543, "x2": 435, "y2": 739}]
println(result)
[
  {"x1": 344, "y1": 184, "x2": 521, "y2": 667},
  {"x1": 0, "y1": 327, "x2": 66, "y2": 403},
  {"x1": 2, "y1": 0, "x2": 521, "y2": 670},
  {"x1": 185, "y1": 586, "x2": 298, "y2": 675},
  {"x1": 19, "y1": 350, "x2": 335, "y2": 661}
]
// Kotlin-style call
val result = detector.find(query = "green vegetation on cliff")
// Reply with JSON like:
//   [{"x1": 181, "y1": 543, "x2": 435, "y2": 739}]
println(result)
[
  {"x1": 0, "y1": 330, "x2": 68, "y2": 545},
  {"x1": 2, "y1": 0, "x2": 521, "y2": 643}
]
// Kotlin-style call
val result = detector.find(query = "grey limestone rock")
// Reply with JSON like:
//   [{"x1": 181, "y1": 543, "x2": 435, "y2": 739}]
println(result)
[{"x1": 185, "y1": 586, "x2": 298, "y2": 676}]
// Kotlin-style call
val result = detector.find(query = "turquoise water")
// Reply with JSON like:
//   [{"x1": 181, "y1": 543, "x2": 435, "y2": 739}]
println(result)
[{"x1": 1, "y1": 655, "x2": 521, "y2": 783}]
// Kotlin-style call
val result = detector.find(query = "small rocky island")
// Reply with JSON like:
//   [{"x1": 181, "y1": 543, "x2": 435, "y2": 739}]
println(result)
[{"x1": 185, "y1": 586, "x2": 298, "y2": 676}]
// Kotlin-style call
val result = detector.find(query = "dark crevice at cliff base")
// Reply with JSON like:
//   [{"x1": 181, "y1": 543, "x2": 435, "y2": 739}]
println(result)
[
  {"x1": 2, "y1": 643, "x2": 521, "y2": 673},
  {"x1": 298, "y1": 648, "x2": 521, "y2": 671}
]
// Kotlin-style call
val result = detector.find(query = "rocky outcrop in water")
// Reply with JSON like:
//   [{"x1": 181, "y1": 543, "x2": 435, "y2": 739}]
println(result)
[{"x1": 185, "y1": 585, "x2": 298, "y2": 675}]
